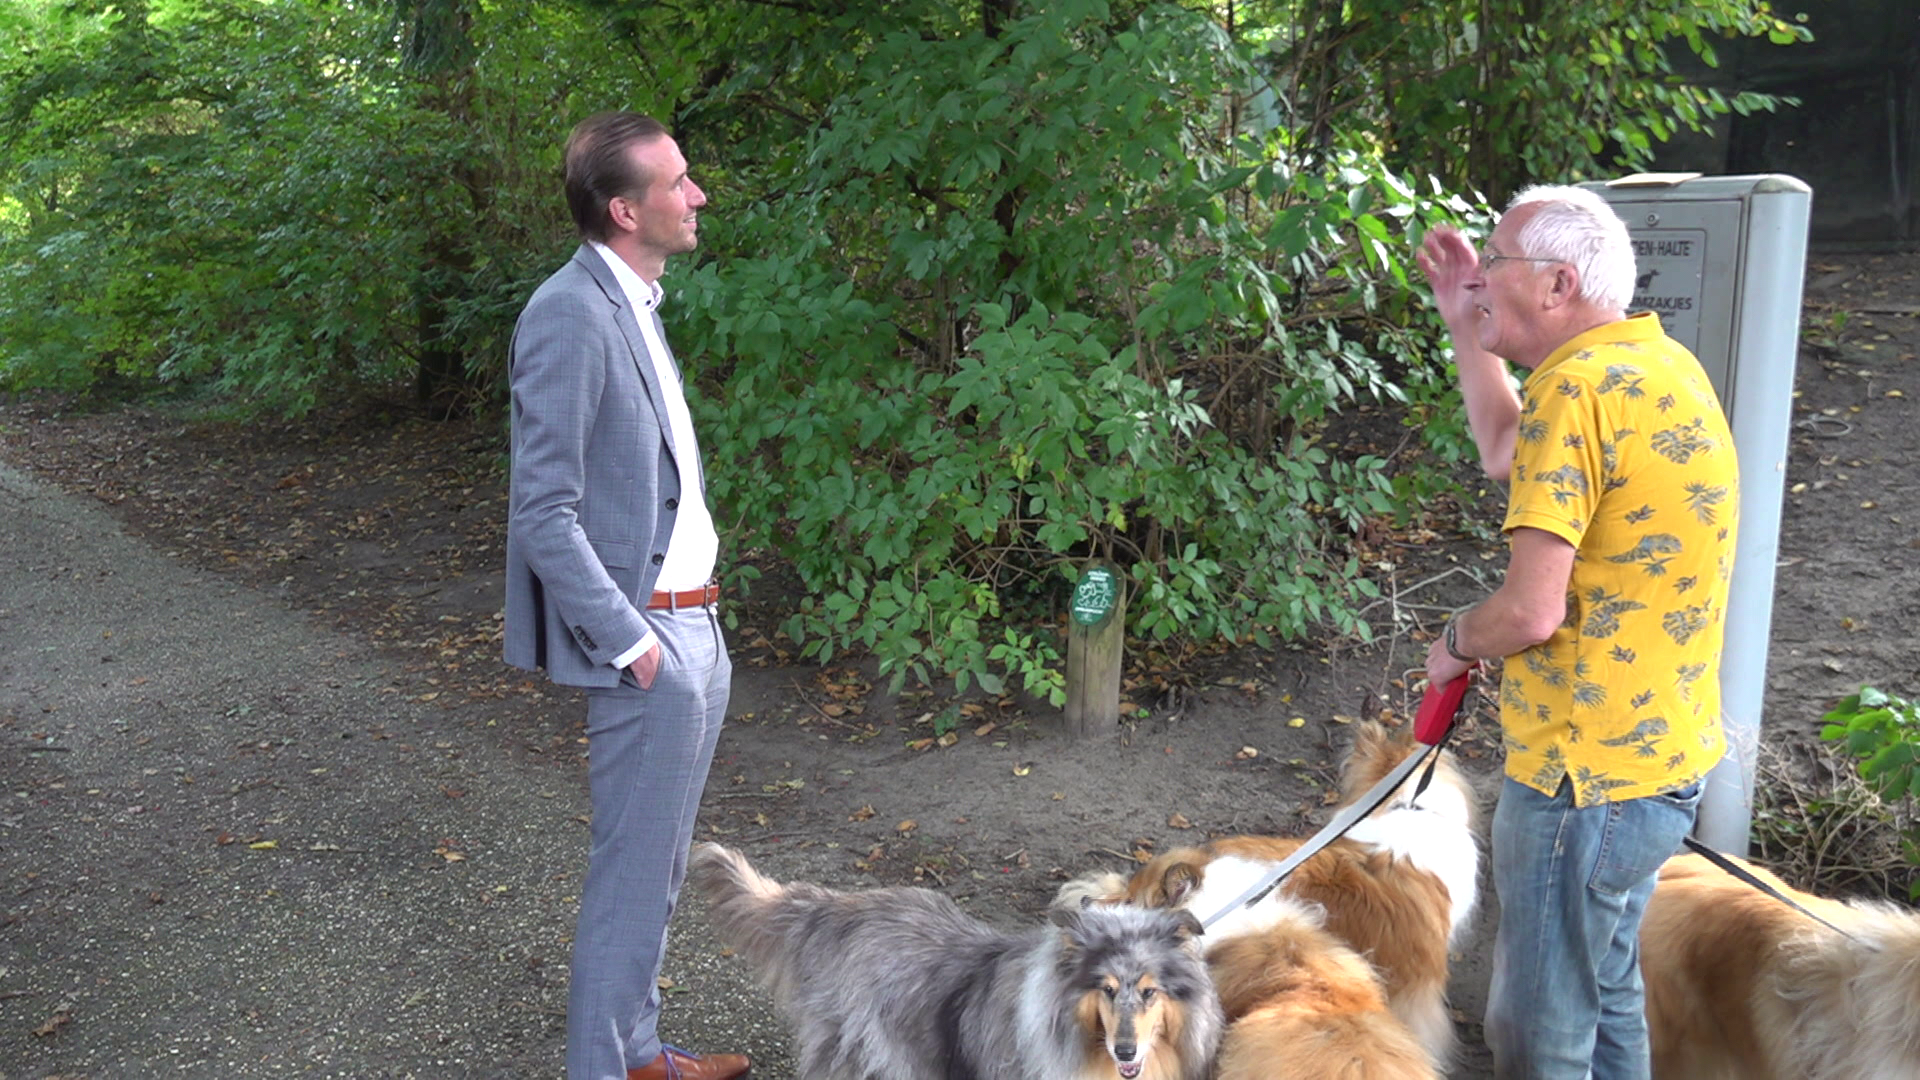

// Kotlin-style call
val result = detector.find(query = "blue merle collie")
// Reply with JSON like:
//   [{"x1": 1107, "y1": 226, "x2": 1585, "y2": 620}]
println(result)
[{"x1": 689, "y1": 843, "x2": 1222, "y2": 1080}]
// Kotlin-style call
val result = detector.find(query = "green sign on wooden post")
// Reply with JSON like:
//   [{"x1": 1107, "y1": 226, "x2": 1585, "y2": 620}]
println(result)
[
  {"x1": 1070, "y1": 564, "x2": 1118, "y2": 627},
  {"x1": 1065, "y1": 562, "x2": 1125, "y2": 736}
]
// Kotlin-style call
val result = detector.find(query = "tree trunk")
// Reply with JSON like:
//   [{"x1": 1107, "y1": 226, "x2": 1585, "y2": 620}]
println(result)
[
  {"x1": 399, "y1": 0, "x2": 489, "y2": 418},
  {"x1": 982, "y1": 0, "x2": 1025, "y2": 295}
]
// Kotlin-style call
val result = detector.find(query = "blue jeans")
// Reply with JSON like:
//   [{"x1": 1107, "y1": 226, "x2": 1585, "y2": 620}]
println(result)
[{"x1": 1484, "y1": 775, "x2": 1703, "y2": 1080}]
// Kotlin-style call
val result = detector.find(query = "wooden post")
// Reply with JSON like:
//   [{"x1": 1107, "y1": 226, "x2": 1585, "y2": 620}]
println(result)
[{"x1": 1064, "y1": 564, "x2": 1126, "y2": 736}]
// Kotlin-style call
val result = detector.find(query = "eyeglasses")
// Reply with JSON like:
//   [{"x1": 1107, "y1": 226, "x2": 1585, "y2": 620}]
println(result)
[{"x1": 1482, "y1": 249, "x2": 1563, "y2": 270}]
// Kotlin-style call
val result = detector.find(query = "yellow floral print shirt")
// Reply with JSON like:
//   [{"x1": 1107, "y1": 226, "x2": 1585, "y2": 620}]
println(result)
[{"x1": 1499, "y1": 313, "x2": 1737, "y2": 806}]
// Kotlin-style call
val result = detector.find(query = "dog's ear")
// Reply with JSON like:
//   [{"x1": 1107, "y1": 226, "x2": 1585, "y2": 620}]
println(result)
[
  {"x1": 1049, "y1": 905, "x2": 1088, "y2": 953},
  {"x1": 1163, "y1": 862, "x2": 1200, "y2": 908},
  {"x1": 1349, "y1": 719, "x2": 1392, "y2": 759},
  {"x1": 1169, "y1": 908, "x2": 1205, "y2": 941}
]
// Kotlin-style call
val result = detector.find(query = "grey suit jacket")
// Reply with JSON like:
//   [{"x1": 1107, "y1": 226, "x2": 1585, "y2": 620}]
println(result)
[{"x1": 503, "y1": 245, "x2": 690, "y2": 688}]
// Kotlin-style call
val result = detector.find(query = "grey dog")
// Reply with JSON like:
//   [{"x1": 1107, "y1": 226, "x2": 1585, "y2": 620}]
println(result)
[{"x1": 689, "y1": 843, "x2": 1224, "y2": 1080}]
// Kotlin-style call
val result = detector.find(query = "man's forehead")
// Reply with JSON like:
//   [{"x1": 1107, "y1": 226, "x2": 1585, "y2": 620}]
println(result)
[
  {"x1": 629, "y1": 136, "x2": 686, "y2": 178},
  {"x1": 1489, "y1": 203, "x2": 1540, "y2": 244}
]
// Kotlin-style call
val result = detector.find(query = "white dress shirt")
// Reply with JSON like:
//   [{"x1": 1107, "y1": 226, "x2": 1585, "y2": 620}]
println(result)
[{"x1": 590, "y1": 242, "x2": 719, "y2": 670}]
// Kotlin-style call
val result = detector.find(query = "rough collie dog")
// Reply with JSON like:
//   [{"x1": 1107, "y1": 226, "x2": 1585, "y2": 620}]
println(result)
[
  {"x1": 1641, "y1": 852, "x2": 1920, "y2": 1080},
  {"x1": 689, "y1": 843, "x2": 1224, "y2": 1080},
  {"x1": 1206, "y1": 893, "x2": 1439, "y2": 1080},
  {"x1": 1092, "y1": 722, "x2": 1480, "y2": 1067}
]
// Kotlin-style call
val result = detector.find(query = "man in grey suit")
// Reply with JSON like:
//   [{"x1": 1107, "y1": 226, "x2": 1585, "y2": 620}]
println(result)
[{"x1": 505, "y1": 112, "x2": 749, "y2": 1080}]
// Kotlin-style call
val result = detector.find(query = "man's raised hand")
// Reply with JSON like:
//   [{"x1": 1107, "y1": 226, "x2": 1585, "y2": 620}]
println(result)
[{"x1": 1415, "y1": 225, "x2": 1483, "y2": 330}]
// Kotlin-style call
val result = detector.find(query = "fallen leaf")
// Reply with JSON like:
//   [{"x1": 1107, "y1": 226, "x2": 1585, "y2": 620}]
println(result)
[
  {"x1": 1331, "y1": 713, "x2": 1357, "y2": 725},
  {"x1": 848, "y1": 804, "x2": 876, "y2": 822},
  {"x1": 1167, "y1": 812, "x2": 1193, "y2": 829},
  {"x1": 973, "y1": 721, "x2": 997, "y2": 737},
  {"x1": 1287, "y1": 717, "x2": 1306, "y2": 728},
  {"x1": 1013, "y1": 763, "x2": 1032, "y2": 776},
  {"x1": 936, "y1": 731, "x2": 958, "y2": 748},
  {"x1": 1235, "y1": 746, "x2": 1259, "y2": 760},
  {"x1": 248, "y1": 840, "x2": 278, "y2": 851},
  {"x1": 905, "y1": 737, "x2": 934, "y2": 751},
  {"x1": 32, "y1": 1009, "x2": 72, "y2": 1038},
  {"x1": 896, "y1": 819, "x2": 918, "y2": 834}
]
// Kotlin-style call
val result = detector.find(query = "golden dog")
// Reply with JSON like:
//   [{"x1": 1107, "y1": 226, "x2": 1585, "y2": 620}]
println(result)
[{"x1": 1641, "y1": 852, "x2": 1920, "y2": 1080}]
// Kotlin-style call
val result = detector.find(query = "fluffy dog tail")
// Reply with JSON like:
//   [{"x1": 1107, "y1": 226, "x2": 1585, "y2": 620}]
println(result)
[
  {"x1": 687, "y1": 843, "x2": 797, "y2": 976},
  {"x1": 1050, "y1": 869, "x2": 1131, "y2": 912}
]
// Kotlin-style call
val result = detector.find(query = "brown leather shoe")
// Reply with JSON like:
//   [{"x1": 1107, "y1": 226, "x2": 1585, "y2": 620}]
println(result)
[{"x1": 627, "y1": 1045, "x2": 750, "y2": 1080}]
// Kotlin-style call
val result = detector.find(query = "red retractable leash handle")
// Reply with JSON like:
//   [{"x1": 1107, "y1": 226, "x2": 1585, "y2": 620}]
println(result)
[{"x1": 1413, "y1": 663, "x2": 1479, "y2": 746}]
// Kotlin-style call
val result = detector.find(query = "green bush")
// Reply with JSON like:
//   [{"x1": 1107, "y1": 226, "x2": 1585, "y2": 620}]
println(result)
[
  {"x1": 1237, "y1": 0, "x2": 1808, "y2": 204},
  {"x1": 0, "y1": 0, "x2": 630, "y2": 412},
  {"x1": 1822, "y1": 685, "x2": 1920, "y2": 897},
  {"x1": 674, "y1": 1, "x2": 1476, "y2": 696}
]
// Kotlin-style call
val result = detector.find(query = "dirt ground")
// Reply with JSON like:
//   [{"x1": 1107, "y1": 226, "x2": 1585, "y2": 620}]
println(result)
[{"x1": 2, "y1": 249, "x2": 1915, "y2": 1076}]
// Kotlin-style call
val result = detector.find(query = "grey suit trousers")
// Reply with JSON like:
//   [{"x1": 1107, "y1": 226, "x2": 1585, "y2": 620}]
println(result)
[{"x1": 566, "y1": 606, "x2": 730, "y2": 1079}]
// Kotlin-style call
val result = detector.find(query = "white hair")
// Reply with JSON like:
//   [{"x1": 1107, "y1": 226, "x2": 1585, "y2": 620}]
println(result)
[{"x1": 1506, "y1": 184, "x2": 1636, "y2": 312}]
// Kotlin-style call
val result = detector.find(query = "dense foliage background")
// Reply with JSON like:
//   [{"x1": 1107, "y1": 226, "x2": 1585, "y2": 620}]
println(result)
[{"x1": 0, "y1": 0, "x2": 1807, "y2": 697}]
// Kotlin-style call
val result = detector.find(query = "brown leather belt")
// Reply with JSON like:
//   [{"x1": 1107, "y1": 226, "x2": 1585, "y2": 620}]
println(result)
[{"x1": 646, "y1": 581, "x2": 720, "y2": 610}]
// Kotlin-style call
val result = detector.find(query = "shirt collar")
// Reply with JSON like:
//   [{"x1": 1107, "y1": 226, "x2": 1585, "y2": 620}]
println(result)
[
  {"x1": 1529, "y1": 311, "x2": 1664, "y2": 384},
  {"x1": 588, "y1": 241, "x2": 663, "y2": 313}
]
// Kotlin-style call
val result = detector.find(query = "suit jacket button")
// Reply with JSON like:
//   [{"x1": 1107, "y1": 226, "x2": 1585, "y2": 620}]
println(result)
[
  {"x1": 652, "y1": 553, "x2": 666, "y2": 565},
  {"x1": 665, "y1": 498, "x2": 678, "y2": 511}
]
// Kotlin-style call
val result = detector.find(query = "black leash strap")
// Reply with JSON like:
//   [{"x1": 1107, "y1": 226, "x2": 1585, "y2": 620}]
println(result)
[
  {"x1": 1680, "y1": 836, "x2": 1874, "y2": 949},
  {"x1": 1225, "y1": 730, "x2": 1456, "y2": 920},
  {"x1": 1221, "y1": 756, "x2": 1419, "y2": 918},
  {"x1": 1206, "y1": 676, "x2": 1473, "y2": 929},
  {"x1": 1408, "y1": 721, "x2": 1456, "y2": 807}
]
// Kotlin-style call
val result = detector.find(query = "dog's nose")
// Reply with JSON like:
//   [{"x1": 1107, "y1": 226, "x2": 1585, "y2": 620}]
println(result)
[{"x1": 1113, "y1": 1041, "x2": 1137, "y2": 1061}]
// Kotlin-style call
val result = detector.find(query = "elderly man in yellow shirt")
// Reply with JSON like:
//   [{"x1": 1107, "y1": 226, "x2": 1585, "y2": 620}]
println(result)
[{"x1": 1418, "y1": 185, "x2": 1737, "y2": 1080}]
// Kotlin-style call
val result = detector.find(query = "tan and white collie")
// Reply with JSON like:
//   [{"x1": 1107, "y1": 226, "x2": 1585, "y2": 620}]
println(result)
[
  {"x1": 1068, "y1": 722, "x2": 1480, "y2": 1068},
  {"x1": 1206, "y1": 893, "x2": 1439, "y2": 1079},
  {"x1": 1641, "y1": 851, "x2": 1920, "y2": 1080}
]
